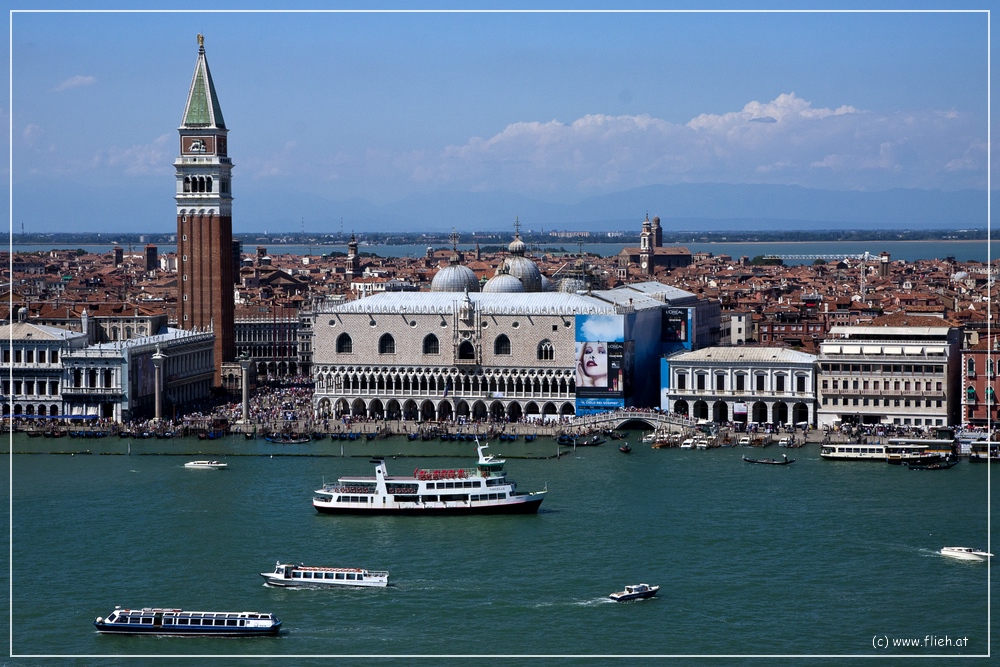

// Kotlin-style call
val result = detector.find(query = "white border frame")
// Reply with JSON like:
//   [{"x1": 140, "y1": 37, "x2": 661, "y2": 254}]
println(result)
[{"x1": 7, "y1": 7, "x2": 992, "y2": 661}]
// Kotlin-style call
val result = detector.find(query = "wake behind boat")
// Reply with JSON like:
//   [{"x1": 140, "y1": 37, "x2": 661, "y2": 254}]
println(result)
[
  {"x1": 261, "y1": 561, "x2": 388, "y2": 588},
  {"x1": 94, "y1": 607, "x2": 280, "y2": 636},
  {"x1": 609, "y1": 583, "x2": 659, "y2": 602},
  {"x1": 312, "y1": 440, "x2": 546, "y2": 515}
]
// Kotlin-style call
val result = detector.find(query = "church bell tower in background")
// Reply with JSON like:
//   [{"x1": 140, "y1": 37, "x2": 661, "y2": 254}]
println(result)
[{"x1": 175, "y1": 34, "x2": 235, "y2": 385}]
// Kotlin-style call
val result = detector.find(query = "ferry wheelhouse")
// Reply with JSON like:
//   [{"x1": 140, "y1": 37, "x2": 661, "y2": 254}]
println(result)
[
  {"x1": 820, "y1": 443, "x2": 886, "y2": 461},
  {"x1": 261, "y1": 561, "x2": 389, "y2": 588},
  {"x1": 312, "y1": 441, "x2": 546, "y2": 515},
  {"x1": 94, "y1": 607, "x2": 281, "y2": 636}
]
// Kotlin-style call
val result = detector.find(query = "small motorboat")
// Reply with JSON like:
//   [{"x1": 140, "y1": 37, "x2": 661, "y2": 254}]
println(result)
[
  {"x1": 907, "y1": 460, "x2": 959, "y2": 470},
  {"x1": 267, "y1": 434, "x2": 311, "y2": 444},
  {"x1": 609, "y1": 583, "x2": 659, "y2": 602},
  {"x1": 618, "y1": 443, "x2": 632, "y2": 454},
  {"x1": 184, "y1": 460, "x2": 228, "y2": 470},
  {"x1": 940, "y1": 546, "x2": 994, "y2": 561},
  {"x1": 742, "y1": 455, "x2": 795, "y2": 465}
]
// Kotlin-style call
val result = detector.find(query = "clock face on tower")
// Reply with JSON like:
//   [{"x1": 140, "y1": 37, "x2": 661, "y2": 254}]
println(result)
[{"x1": 641, "y1": 260, "x2": 648, "y2": 270}]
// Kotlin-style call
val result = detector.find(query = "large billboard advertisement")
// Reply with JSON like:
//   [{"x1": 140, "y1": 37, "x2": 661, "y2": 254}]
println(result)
[
  {"x1": 134, "y1": 352, "x2": 156, "y2": 398},
  {"x1": 575, "y1": 314, "x2": 625, "y2": 399},
  {"x1": 662, "y1": 308, "x2": 689, "y2": 343},
  {"x1": 661, "y1": 306, "x2": 694, "y2": 354}
]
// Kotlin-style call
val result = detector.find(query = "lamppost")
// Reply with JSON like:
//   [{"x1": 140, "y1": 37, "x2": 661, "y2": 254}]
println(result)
[
  {"x1": 238, "y1": 353, "x2": 253, "y2": 425},
  {"x1": 151, "y1": 346, "x2": 166, "y2": 423}
]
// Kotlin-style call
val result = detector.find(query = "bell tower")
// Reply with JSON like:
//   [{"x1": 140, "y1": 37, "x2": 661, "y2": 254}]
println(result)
[
  {"x1": 175, "y1": 34, "x2": 235, "y2": 384},
  {"x1": 639, "y1": 214, "x2": 653, "y2": 276}
]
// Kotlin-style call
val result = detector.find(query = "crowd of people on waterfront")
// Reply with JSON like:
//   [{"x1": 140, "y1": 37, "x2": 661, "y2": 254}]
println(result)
[{"x1": 10, "y1": 376, "x2": 999, "y2": 445}]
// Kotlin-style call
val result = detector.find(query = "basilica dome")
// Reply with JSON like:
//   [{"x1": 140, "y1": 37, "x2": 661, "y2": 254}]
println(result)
[
  {"x1": 431, "y1": 262, "x2": 480, "y2": 293},
  {"x1": 483, "y1": 269, "x2": 526, "y2": 293}
]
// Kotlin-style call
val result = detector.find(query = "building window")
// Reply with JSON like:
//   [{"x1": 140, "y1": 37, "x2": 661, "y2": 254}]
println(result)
[
  {"x1": 696, "y1": 373, "x2": 706, "y2": 391},
  {"x1": 537, "y1": 340, "x2": 554, "y2": 361},
  {"x1": 736, "y1": 374, "x2": 745, "y2": 391},
  {"x1": 423, "y1": 334, "x2": 439, "y2": 355},
  {"x1": 494, "y1": 334, "x2": 511, "y2": 356},
  {"x1": 715, "y1": 374, "x2": 725, "y2": 391},
  {"x1": 458, "y1": 341, "x2": 476, "y2": 360},
  {"x1": 775, "y1": 375, "x2": 785, "y2": 392},
  {"x1": 379, "y1": 334, "x2": 396, "y2": 355},
  {"x1": 336, "y1": 333, "x2": 353, "y2": 354},
  {"x1": 796, "y1": 375, "x2": 806, "y2": 393},
  {"x1": 755, "y1": 374, "x2": 765, "y2": 391},
  {"x1": 677, "y1": 374, "x2": 687, "y2": 391}
]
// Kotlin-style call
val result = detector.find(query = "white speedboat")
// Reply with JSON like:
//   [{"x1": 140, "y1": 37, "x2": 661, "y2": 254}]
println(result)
[
  {"x1": 940, "y1": 546, "x2": 993, "y2": 561},
  {"x1": 609, "y1": 583, "x2": 659, "y2": 602},
  {"x1": 261, "y1": 561, "x2": 388, "y2": 588},
  {"x1": 679, "y1": 438, "x2": 694, "y2": 449},
  {"x1": 184, "y1": 460, "x2": 228, "y2": 469},
  {"x1": 312, "y1": 440, "x2": 545, "y2": 515}
]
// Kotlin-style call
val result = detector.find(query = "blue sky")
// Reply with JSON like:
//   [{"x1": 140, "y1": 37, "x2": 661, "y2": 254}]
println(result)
[{"x1": 6, "y1": 4, "x2": 992, "y2": 233}]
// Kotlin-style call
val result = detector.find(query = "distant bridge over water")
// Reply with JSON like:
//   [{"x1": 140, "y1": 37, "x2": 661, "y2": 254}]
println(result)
[
  {"x1": 761, "y1": 252, "x2": 873, "y2": 262},
  {"x1": 572, "y1": 409, "x2": 695, "y2": 433}
]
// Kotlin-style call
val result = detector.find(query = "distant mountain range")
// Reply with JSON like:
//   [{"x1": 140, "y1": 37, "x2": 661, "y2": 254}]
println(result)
[{"x1": 15, "y1": 181, "x2": 987, "y2": 234}]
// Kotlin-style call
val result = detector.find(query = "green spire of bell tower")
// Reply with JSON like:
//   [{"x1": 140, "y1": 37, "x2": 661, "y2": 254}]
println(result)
[{"x1": 181, "y1": 34, "x2": 226, "y2": 129}]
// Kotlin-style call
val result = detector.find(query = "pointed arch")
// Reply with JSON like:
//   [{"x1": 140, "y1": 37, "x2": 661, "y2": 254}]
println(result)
[{"x1": 494, "y1": 334, "x2": 511, "y2": 356}]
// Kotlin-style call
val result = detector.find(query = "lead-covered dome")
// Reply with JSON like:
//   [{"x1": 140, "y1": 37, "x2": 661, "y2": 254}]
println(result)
[
  {"x1": 483, "y1": 268, "x2": 526, "y2": 293},
  {"x1": 431, "y1": 262, "x2": 481, "y2": 293}
]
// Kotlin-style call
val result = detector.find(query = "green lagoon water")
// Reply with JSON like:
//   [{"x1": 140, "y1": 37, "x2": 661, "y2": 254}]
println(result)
[{"x1": 5, "y1": 433, "x2": 994, "y2": 666}]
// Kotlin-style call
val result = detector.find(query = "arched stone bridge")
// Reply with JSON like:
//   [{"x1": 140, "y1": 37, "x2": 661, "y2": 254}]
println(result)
[{"x1": 572, "y1": 409, "x2": 696, "y2": 433}]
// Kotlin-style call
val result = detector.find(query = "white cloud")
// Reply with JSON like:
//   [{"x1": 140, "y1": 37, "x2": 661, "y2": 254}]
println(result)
[
  {"x1": 403, "y1": 93, "x2": 984, "y2": 193},
  {"x1": 96, "y1": 134, "x2": 172, "y2": 176},
  {"x1": 579, "y1": 315, "x2": 624, "y2": 343},
  {"x1": 51, "y1": 75, "x2": 96, "y2": 92},
  {"x1": 22, "y1": 124, "x2": 43, "y2": 145}
]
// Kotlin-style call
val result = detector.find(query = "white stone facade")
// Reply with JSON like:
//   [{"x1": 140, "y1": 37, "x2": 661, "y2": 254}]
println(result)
[
  {"x1": 815, "y1": 324, "x2": 961, "y2": 429},
  {"x1": 312, "y1": 291, "x2": 587, "y2": 421},
  {"x1": 664, "y1": 346, "x2": 817, "y2": 426}
]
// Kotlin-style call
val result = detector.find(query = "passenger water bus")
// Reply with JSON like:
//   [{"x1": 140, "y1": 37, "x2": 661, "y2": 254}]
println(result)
[
  {"x1": 261, "y1": 561, "x2": 389, "y2": 588},
  {"x1": 312, "y1": 441, "x2": 546, "y2": 515},
  {"x1": 820, "y1": 443, "x2": 886, "y2": 461},
  {"x1": 94, "y1": 607, "x2": 281, "y2": 636},
  {"x1": 969, "y1": 441, "x2": 1000, "y2": 462},
  {"x1": 884, "y1": 438, "x2": 955, "y2": 465}
]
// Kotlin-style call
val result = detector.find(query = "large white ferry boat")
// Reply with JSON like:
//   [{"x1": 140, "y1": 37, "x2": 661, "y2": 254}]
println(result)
[
  {"x1": 312, "y1": 441, "x2": 546, "y2": 515},
  {"x1": 820, "y1": 443, "x2": 886, "y2": 461},
  {"x1": 261, "y1": 561, "x2": 389, "y2": 587},
  {"x1": 94, "y1": 607, "x2": 281, "y2": 636}
]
